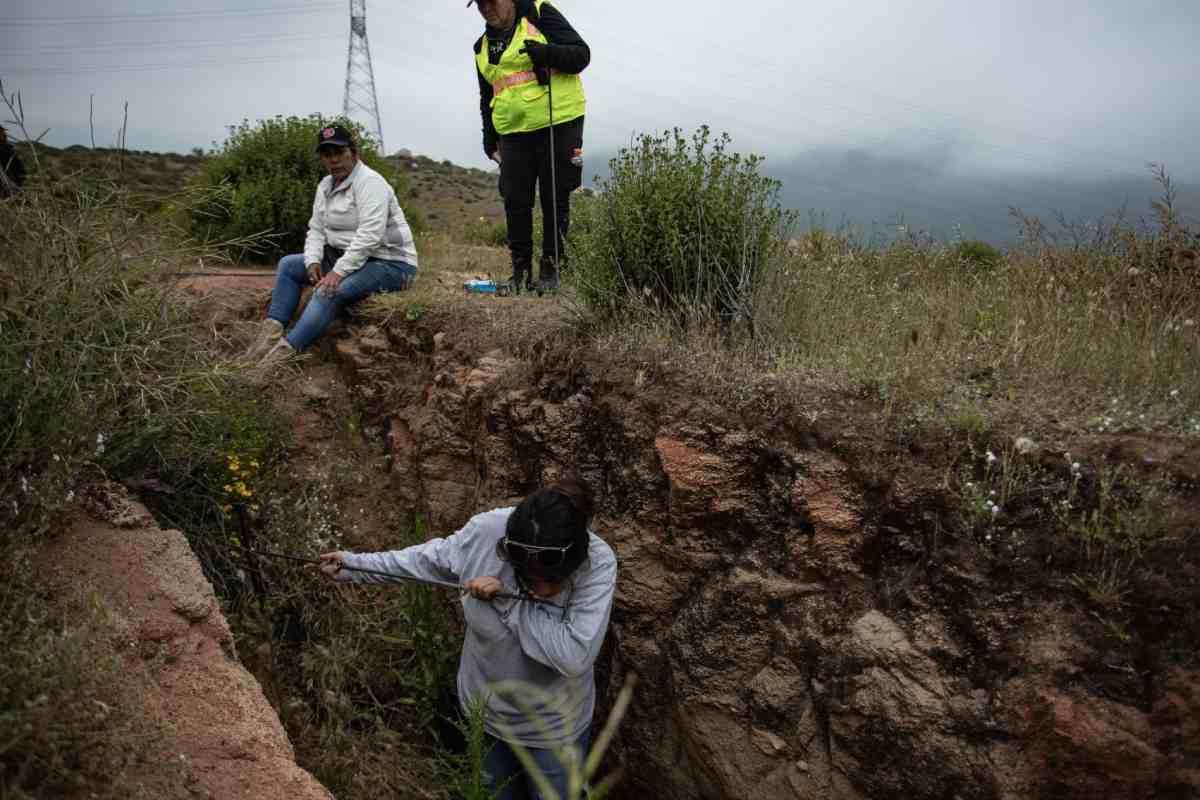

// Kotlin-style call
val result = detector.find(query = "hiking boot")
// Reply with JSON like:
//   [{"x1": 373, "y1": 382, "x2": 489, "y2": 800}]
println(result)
[
  {"x1": 242, "y1": 318, "x2": 284, "y2": 361},
  {"x1": 507, "y1": 256, "x2": 533, "y2": 296},
  {"x1": 257, "y1": 337, "x2": 297, "y2": 370},
  {"x1": 536, "y1": 256, "x2": 560, "y2": 294}
]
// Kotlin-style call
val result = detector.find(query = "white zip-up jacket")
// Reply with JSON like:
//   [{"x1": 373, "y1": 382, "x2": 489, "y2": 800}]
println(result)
[{"x1": 303, "y1": 160, "x2": 419, "y2": 276}]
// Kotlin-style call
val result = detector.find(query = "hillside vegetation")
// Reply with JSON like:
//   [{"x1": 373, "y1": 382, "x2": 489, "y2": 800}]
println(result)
[{"x1": 2, "y1": 122, "x2": 1198, "y2": 799}]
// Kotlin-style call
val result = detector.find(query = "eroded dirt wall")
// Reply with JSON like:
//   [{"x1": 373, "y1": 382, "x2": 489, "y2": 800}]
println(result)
[
  {"x1": 334, "y1": 321, "x2": 1200, "y2": 800},
  {"x1": 47, "y1": 488, "x2": 333, "y2": 800}
]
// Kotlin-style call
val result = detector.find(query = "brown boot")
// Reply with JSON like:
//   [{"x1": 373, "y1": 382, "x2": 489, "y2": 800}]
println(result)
[
  {"x1": 242, "y1": 318, "x2": 283, "y2": 361},
  {"x1": 256, "y1": 337, "x2": 297, "y2": 370}
]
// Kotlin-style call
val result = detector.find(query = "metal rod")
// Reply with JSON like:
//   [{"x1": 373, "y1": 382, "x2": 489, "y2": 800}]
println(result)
[
  {"x1": 547, "y1": 70, "x2": 559, "y2": 271},
  {"x1": 235, "y1": 504, "x2": 269, "y2": 600},
  {"x1": 224, "y1": 542, "x2": 545, "y2": 603}
]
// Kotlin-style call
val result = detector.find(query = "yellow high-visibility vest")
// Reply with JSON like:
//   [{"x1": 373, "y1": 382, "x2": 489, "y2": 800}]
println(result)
[{"x1": 476, "y1": 0, "x2": 586, "y2": 136}]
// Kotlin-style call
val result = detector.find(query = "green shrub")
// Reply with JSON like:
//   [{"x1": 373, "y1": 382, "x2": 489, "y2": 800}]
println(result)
[
  {"x1": 955, "y1": 238, "x2": 1003, "y2": 269},
  {"x1": 570, "y1": 127, "x2": 795, "y2": 321},
  {"x1": 189, "y1": 114, "x2": 417, "y2": 264},
  {"x1": 0, "y1": 175, "x2": 256, "y2": 798},
  {"x1": 464, "y1": 215, "x2": 508, "y2": 247}
]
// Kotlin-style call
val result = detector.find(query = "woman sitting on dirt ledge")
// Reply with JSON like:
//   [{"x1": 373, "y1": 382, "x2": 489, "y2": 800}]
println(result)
[
  {"x1": 319, "y1": 476, "x2": 617, "y2": 800},
  {"x1": 244, "y1": 123, "x2": 419, "y2": 365}
]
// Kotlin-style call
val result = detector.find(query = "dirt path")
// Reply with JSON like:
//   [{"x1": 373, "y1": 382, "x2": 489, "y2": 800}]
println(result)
[{"x1": 46, "y1": 488, "x2": 333, "y2": 800}]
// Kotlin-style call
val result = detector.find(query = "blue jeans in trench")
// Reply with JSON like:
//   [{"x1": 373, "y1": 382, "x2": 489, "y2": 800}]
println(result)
[
  {"x1": 483, "y1": 729, "x2": 591, "y2": 800},
  {"x1": 267, "y1": 253, "x2": 415, "y2": 352}
]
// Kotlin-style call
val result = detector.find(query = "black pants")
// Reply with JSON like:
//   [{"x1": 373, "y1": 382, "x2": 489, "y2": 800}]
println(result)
[{"x1": 499, "y1": 116, "x2": 584, "y2": 268}]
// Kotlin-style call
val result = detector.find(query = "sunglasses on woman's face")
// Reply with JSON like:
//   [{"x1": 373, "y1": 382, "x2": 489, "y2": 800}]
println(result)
[{"x1": 499, "y1": 537, "x2": 573, "y2": 570}]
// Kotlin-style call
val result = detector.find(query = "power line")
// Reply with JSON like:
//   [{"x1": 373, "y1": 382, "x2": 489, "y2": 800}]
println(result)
[
  {"x1": 0, "y1": 52, "x2": 335, "y2": 76},
  {"x1": 0, "y1": 2, "x2": 340, "y2": 26},
  {"x1": 4, "y1": 31, "x2": 331, "y2": 57}
]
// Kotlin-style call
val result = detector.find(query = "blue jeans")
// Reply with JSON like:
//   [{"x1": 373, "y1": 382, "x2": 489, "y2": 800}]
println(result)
[
  {"x1": 267, "y1": 253, "x2": 415, "y2": 352},
  {"x1": 483, "y1": 729, "x2": 591, "y2": 800}
]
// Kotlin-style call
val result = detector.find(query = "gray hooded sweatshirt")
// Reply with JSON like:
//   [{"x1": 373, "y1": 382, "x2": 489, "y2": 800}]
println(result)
[{"x1": 339, "y1": 507, "x2": 617, "y2": 748}]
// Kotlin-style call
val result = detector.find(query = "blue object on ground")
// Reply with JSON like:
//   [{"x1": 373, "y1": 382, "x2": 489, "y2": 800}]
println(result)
[{"x1": 464, "y1": 279, "x2": 499, "y2": 294}]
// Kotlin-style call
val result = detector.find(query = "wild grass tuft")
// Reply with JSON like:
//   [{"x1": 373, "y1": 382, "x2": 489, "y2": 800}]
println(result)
[
  {"x1": 755, "y1": 179, "x2": 1200, "y2": 428},
  {"x1": 0, "y1": 585, "x2": 150, "y2": 799}
]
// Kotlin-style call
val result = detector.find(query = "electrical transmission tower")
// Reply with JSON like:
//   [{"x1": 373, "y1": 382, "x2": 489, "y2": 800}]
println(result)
[{"x1": 343, "y1": 0, "x2": 385, "y2": 153}]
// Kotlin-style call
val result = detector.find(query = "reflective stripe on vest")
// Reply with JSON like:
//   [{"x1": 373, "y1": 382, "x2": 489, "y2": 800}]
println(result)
[{"x1": 492, "y1": 68, "x2": 560, "y2": 96}]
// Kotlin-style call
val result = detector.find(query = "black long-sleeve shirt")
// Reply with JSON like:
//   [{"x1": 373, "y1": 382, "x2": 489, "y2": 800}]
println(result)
[{"x1": 473, "y1": 0, "x2": 590, "y2": 159}]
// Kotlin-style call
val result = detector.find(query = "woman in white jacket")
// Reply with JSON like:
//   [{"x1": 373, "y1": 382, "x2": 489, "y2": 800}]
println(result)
[
  {"x1": 319, "y1": 477, "x2": 617, "y2": 800},
  {"x1": 245, "y1": 124, "x2": 419, "y2": 362}
]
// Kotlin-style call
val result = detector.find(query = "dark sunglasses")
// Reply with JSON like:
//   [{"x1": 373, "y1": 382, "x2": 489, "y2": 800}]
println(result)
[{"x1": 498, "y1": 537, "x2": 573, "y2": 570}]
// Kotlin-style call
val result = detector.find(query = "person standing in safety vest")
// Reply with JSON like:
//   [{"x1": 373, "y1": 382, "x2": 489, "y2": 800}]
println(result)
[{"x1": 469, "y1": 0, "x2": 589, "y2": 294}]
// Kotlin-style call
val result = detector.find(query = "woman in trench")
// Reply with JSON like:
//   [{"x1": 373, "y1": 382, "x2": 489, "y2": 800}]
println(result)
[{"x1": 318, "y1": 476, "x2": 617, "y2": 800}]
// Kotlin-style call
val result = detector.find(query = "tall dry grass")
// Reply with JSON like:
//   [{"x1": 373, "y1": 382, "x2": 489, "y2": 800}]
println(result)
[{"x1": 754, "y1": 199, "x2": 1200, "y2": 428}]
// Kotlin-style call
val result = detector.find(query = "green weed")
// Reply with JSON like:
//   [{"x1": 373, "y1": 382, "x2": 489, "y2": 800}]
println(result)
[
  {"x1": 0, "y1": 584, "x2": 152, "y2": 799},
  {"x1": 189, "y1": 114, "x2": 416, "y2": 264}
]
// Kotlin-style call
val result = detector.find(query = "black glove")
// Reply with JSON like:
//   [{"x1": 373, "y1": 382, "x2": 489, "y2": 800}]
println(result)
[{"x1": 520, "y1": 39, "x2": 552, "y2": 69}]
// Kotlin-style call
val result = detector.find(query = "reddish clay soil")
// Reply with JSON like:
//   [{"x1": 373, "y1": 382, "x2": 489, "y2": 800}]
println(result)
[{"x1": 45, "y1": 489, "x2": 333, "y2": 800}]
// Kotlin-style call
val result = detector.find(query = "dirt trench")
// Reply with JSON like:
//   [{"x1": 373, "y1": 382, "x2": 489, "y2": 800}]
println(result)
[
  {"x1": 322, "y1": 308, "x2": 1200, "y2": 800},
  {"x1": 65, "y1": 269, "x2": 1200, "y2": 800}
]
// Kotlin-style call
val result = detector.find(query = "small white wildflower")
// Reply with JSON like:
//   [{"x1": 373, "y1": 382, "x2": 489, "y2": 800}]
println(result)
[
  {"x1": 984, "y1": 500, "x2": 995, "y2": 510},
  {"x1": 985, "y1": 451, "x2": 998, "y2": 465},
  {"x1": 989, "y1": 490, "x2": 997, "y2": 497},
  {"x1": 1071, "y1": 462, "x2": 1082, "y2": 474},
  {"x1": 1014, "y1": 436, "x2": 1038, "y2": 455},
  {"x1": 991, "y1": 505, "x2": 1002, "y2": 517},
  {"x1": 1170, "y1": 389, "x2": 1180, "y2": 399},
  {"x1": 985, "y1": 534, "x2": 993, "y2": 542},
  {"x1": 66, "y1": 490, "x2": 75, "y2": 503},
  {"x1": 19, "y1": 476, "x2": 29, "y2": 494},
  {"x1": 52, "y1": 454, "x2": 61, "y2": 462}
]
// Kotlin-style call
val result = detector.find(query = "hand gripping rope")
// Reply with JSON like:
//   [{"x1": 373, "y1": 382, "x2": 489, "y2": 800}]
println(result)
[{"x1": 223, "y1": 541, "x2": 560, "y2": 607}]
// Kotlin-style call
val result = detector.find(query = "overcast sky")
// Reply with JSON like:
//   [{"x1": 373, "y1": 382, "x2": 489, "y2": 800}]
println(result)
[{"x1": 3, "y1": 1, "x2": 1198, "y2": 240}]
